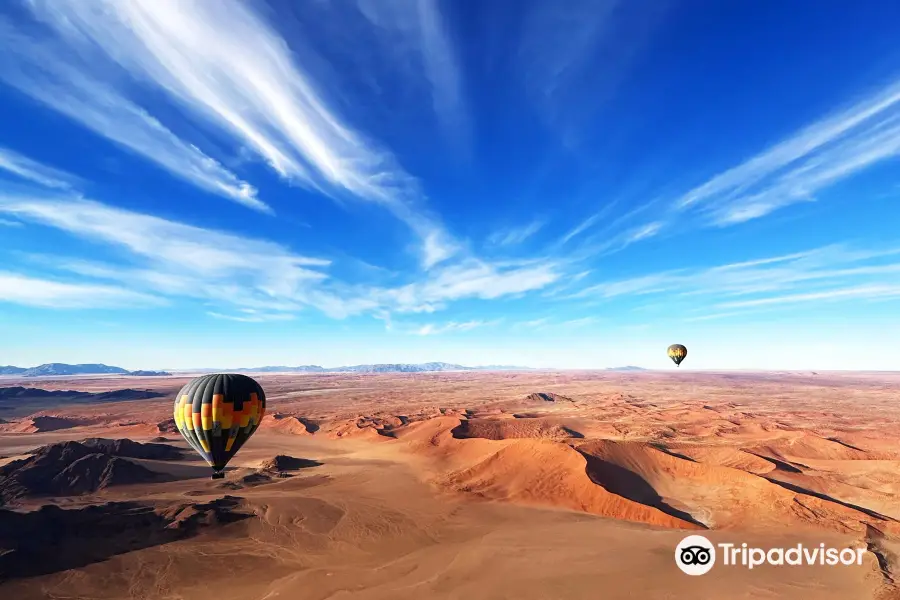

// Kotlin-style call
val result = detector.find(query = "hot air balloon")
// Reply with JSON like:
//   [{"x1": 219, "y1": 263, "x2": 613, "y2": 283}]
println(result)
[
  {"x1": 667, "y1": 344, "x2": 687, "y2": 367},
  {"x1": 173, "y1": 373, "x2": 266, "y2": 479}
]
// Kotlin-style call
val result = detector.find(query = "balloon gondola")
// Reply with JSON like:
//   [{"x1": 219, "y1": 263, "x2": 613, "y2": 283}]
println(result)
[{"x1": 172, "y1": 373, "x2": 266, "y2": 479}]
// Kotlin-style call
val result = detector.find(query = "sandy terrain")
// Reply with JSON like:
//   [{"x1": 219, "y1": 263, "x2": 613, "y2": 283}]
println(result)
[{"x1": 2, "y1": 370, "x2": 900, "y2": 599}]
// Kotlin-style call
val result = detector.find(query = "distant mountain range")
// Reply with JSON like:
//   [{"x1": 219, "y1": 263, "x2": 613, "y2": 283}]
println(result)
[
  {"x1": 0, "y1": 362, "x2": 648, "y2": 377},
  {"x1": 0, "y1": 364, "x2": 169, "y2": 378},
  {"x1": 176, "y1": 362, "x2": 536, "y2": 374},
  {"x1": 128, "y1": 370, "x2": 172, "y2": 377}
]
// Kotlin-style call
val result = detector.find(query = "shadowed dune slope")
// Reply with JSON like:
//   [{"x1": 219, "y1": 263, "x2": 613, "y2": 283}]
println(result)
[
  {"x1": 3, "y1": 371, "x2": 900, "y2": 599},
  {"x1": 0, "y1": 496, "x2": 251, "y2": 581},
  {"x1": 577, "y1": 440, "x2": 900, "y2": 533},
  {"x1": 0, "y1": 441, "x2": 173, "y2": 505},
  {"x1": 438, "y1": 438, "x2": 704, "y2": 529},
  {"x1": 451, "y1": 417, "x2": 583, "y2": 440}
]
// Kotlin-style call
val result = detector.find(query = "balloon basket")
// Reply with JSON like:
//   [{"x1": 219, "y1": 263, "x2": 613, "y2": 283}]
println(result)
[{"x1": 211, "y1": 472, "x2": 225, "y2": 480}]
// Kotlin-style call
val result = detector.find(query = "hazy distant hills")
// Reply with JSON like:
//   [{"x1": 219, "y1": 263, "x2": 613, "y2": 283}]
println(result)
[
  {"x1": 330, "y1": 362, "x2": 472, "y2": 373},
  {"x1": 0, "y1": 364, "x2": 170, "y2": 378},
  {"x1": 183, "y1": 362, "x2": 536, "y2": 374},
  {"x1": 128, "y1": 370, "x2": 172, "y2": 377},
  {"x1": 0, "y1": 362, "x2": 648, "y2": 377},
  {"x1": 237, "y1": 365, "x2": 327, "y2": 373},
  {"x1": 0, "y1": 364, "x2": 128, "y2": 377},
  {"x1": 224, "y1": 364, "x2": 646, "y2": 373}
]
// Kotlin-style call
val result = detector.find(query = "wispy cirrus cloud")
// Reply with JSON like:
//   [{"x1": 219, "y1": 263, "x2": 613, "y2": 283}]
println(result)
[
  {"x1": 571, "y1": 243, "x2": 900, "y2": 316},
  {"x1": 560, "y1": 207, "x2": 612, "y2": 245},
  {"x1": 377, "y1": 258, "x2": 561, "y2": 313},
  {"x1": 512, "y1": 315, "x2": 598, "y2": 330},
  {"x1": 0, "y1": 271, "x2": 162, "y2": 309},
  {"x1": 0, "y1": 147, "x2": 79, "y2": 190},
  {"x1": 0, "y1": 20, "x2": 265, "y2": 212},
  {"x1": 623, "y1": 221, "x2": 663, "y2": 244},
  {"x1": 0, "y1": 195, "x2": 561, "y2": 318},
  {"x1": 519, "y1": 0, "x2": 620, "y2": 101},
  {"x1": 518, "y1": 0, "x2": 669, "y2": 145},
  {"x1": 558, "y1": 316, "x2": 599, "y2": 327},
  {"x1": 356, "y1": 0, "x2": 468, "y2": 150},
  {"x1": 20, "y1": 0, "x2": 456, "y2": 264},
  {"x1": 555, "y1": 198, "x2": 663, "y2": 259},
  {"x1": 413, "y1": 319, "x2": 496, "y2": 336},
  {"x1": 716, "y1": 284, "x2": 900, "y2": 309},
  {"x1": 675, "y1": 79, "x2": 900, "y2": 225},
  {"x1": 0, "y1": 217, "x2": 22, "y2": 227},
  {"x1": 207, "y1": 311, "x2": 297, "y2": 323},
  {"x1": 488, "y1": 220, "x2": 545, "y2": 246},
  {"x1": 0, "y1": 194, "x2": 328, "y2": 312},
  {"x1": 551, "y1": 80, "x2": 900, "y2": 261},
  {"x1": 517, "y1": 317, "x2": 551, "y2": 329}
]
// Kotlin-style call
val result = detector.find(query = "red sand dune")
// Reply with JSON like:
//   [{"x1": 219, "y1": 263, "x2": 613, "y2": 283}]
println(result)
[
  {"x1": 3, "y1": 371, "x2": 900, "y2": 599},
  {"x1": 748, "y1": 434, "x2": 884, "y2": 461},
  {"x1": 0, "y1": 415, "x2": 88, "y2": 433},
  {"x1": 258, "y1": 413, "x2": 316, "y2": 435},
  {"x1": 451, "y1": 417, "x2": 582, "y2": 440},
  {"x1": 439, "y1": 439, "x2": 703, "y2": 529},
  {"x1": 669, "y1": 445, "x2": 777, "y2": 475}
]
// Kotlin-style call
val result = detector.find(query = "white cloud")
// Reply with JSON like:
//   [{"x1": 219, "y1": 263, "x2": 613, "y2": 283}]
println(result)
[
  {"x1": 0, "y1": 196, "x2": 328, "y2": 277},
  {"x1": 570, "y1": 243, "x2": 900, "y2": 317},
  {"x1": 356, "y1": 0, "x2": 468, "y2": 148},
  {"x1": 413, "y1": 319, "x2": 494, "y2": 336},
  {"x1": 559, "y1": 201, "x2": 624, "y2": 245},
  {"x1": 519, "y1": 0, "x2": 621, "y2": 100},
  {"x1": 517, "y1": 0, "x2": 667, "y2": 146},
  {"x1": 560, "y1": 212, "x2": 603, "y2": 245},
  {"x1": 207, "y1": 311, "x2": 297, "y2": 323},
  {"x1": 0, "y1": 195, "x2": 561, "y2": 318},
  {"x1": 0, "y1": 20, "x2": 265, "y2": 212},
  {"x1": 378, "y1": 259, "x2": 561, "y2": 312},
  {"x1": 624, "y1": 221, "x2": 662, "y2": 243},
  {"x1": 0, "y1": 271, "x2": 162, "y2": 309},
  {"x1": 716, "y1": 284, "x2": 900, "y2": 309},
  {"x1": 557, "y1": 316, "x2": 599, "y2": 328},
  {"x1": 22, "y1": 0, "x2": 454, "y2": 263},
  {"x1": 421, "y1": 229, "x2": 460, "y2": 269},
  {"x1": 0, "y1": 194, "x2": 328, "y2": 313},
  {"x1": 0, "y1": 217, "x2": 22, "y2": 227},
  {"x1": 675, "y1": 79, "x2": 900, "y2": 224},
  {"x1": 519, "y1": 317, "x2": 550, "y2": 328},
  {"x1": 0, "y1": 147, "x2": 78, "y2": 190},
  {"x1": 488, "y1": 220, "x2": 545, "y2": 246},
  {"x1": 556, "y1": 199, "x2": 663, "y2": 260}
]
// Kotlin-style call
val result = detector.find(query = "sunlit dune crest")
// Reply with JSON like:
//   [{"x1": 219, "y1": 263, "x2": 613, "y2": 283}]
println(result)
[{"x1": 2, "y1": 371, "x2": 900, "y2": 599}]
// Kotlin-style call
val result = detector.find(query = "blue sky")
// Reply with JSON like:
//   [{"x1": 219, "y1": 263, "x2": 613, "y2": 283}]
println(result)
[{"x1": 1, "y1": 0, "x2": 900, "y2": 371}]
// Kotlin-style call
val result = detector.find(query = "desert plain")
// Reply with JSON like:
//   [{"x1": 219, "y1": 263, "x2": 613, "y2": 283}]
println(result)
[{"x1": 1, "y1": 370, "x2": 900, "y2": 600}]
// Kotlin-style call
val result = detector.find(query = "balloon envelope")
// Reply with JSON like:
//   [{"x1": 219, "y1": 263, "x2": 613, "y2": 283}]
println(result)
[
  {"x1": 667, "y1": 344, "x2": 687, "y2": 366},
  {"x1": 173, "y1": 373, "x2": 266, "y2": 475}
]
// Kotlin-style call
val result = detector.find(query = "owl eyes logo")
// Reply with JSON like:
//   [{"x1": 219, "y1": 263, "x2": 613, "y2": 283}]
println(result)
[
  {"x1": 675, "y1": 535, "x2": 716, "y2": 575},
  {"x1": 680, "y1": 545, "x2": 712, "y2": 565}
]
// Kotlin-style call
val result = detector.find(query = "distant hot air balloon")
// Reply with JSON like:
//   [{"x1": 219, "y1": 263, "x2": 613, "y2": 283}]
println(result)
[
  {"x1": 667, "y1": 344, "x2": 687, "y2": 367},
  {"x1": 173, "y1": 373, "x2": 266, "y2": 479}
]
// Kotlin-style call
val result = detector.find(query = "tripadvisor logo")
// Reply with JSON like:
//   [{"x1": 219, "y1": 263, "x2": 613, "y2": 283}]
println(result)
[
  {"x1": 675, "y1": 535, "x2": 866, "y2": 575},
  {"x1": 676, "y1": 535, "x2": 716, "y2": 576}
]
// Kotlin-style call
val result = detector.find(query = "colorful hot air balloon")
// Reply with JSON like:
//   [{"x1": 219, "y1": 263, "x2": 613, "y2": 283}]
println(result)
[
  {"x1": 667, "y1": 344, "x2": 687, "y2": 367},
  {"x1": 173, "y1": 373, "x2": 266, "y2": 479}
]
